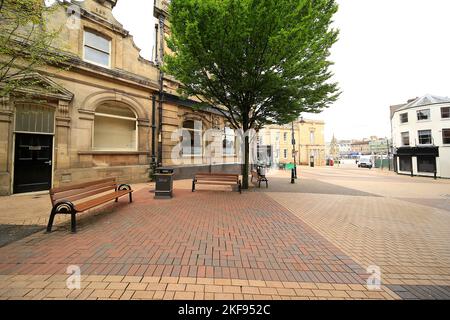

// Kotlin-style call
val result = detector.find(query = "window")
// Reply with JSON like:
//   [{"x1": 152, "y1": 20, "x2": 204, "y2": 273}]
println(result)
[
  {"x1": 417, "y1": 109, "x2": 430, "y2": 121},
  {"x1": 283, "y1": 132, "x2": 287, "y2": 142},
  {"x1": 443, "y1": 129, "x2": 450, "y2": 144},
  {"x1": 283, "y1": 149, "x2": 287, "y2": 158},
  {"x1": 400, "y1": 113, "x2": 408, "y2": 124},
  {"x1": 418, "y1": 130, "x2": 432, "y2": 145},
  {"x1": 310, "y1": 131, "x2": 315, "y2": 144},
  {"x1": 399, "y1": 156, "x2": 412, "y2": 172},
  {"x1": 182, "y1": 120, "x2": 202, "y2": 156},
  {"x1": 442, "y1": 107, "x2": 450, "y2": 119},
  {"x1": 84, "y1": 30, "x2": 111, "y2": 67},
  {"x1": 401, "y1": 132, "x2": 410, "y2": 146},
  {"x1": 15, "y1": 104, "x2": 55, "y2": 134},
  {"x1": 223, "y1": 127, "x2": 235, "y2": 155},
  {"x1": 417, "y1": 155, "x2": 436, "y2": 173},
  {"x1": 94, "y1": 104, "x2": 137, "y2": 151}
]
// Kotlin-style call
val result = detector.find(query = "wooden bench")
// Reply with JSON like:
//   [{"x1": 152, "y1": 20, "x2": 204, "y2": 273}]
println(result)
[
  {"x1": 46, "y1": 178, "x2": 133, "y2": 233},
  {"x1": 251, "y1": 169, "x2": 269, "y2": 188},
  {"x1": 192, "y1": 173, "x2": 241, "y2": 193}
]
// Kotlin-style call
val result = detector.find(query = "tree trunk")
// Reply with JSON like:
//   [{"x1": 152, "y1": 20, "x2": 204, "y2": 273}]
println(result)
[{"x1": 242, "y1": 135, "x2": 250, "y2": 189}]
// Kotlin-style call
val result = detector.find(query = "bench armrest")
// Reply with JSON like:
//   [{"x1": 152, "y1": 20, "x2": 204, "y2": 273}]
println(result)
[
  {"x1": 52, "y1": 200, "x2": 76, "y2": 214},
  {"x1": 118, "y1": 184, "x2": 132, "y2": 191}
]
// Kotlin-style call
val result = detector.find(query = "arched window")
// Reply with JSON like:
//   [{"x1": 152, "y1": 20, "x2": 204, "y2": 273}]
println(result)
[
  {"x1": 182, "y1": 120, "x2": 202, "y2": 156},
  {"x1": 93, "y1": 103, "x2": 137, "y2": 151}
]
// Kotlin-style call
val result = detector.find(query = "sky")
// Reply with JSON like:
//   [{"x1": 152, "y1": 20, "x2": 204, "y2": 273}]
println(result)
[{"x1": 112, "y1": 0, "x2": 450, "y2": 142}]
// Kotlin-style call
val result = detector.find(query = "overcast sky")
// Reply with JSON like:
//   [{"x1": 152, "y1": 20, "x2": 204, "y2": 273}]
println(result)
[{"x1": 113, "y1": 0, "x2": 450, "y2": 142}]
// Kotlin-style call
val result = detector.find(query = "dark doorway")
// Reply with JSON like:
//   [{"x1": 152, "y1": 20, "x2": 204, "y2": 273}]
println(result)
[{"x1": 13, "y1": 133, "x2": 53, "y2": 194}]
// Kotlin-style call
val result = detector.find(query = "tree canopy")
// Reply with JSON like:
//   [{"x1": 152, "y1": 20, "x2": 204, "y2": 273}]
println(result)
[{"x1": 165, "y1": 0, "x2": 340, "y2": 131}]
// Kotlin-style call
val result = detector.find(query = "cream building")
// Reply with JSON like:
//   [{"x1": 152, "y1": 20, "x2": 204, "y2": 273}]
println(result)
[{"x1": 258, "y1": 119, "x2": 326, "y2": 167}]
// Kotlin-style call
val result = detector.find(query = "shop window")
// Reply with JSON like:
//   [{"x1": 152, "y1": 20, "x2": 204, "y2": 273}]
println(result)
[
  {"x1": 399, "y1": 156, "x2": 412, "y2": 172},
  {"x1": 93, "y1": 104, "x2": 137, "y2": 151},
  {"x1": 417, "y1": 155, "x2": 436, "y2": 173}
]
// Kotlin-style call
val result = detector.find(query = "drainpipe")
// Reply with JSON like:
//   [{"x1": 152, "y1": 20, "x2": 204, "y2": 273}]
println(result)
[
  {"x1": 157, "y1": 15, "x2": 165, "y2": 167},
  {"x1": 151, "y1": 95, "x2": 157, "y2": 165}
]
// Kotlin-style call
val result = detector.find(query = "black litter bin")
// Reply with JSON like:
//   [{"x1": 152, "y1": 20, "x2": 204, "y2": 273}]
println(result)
[{"x1": 154, "y1": 167, "x2": 174, "y2": 199}]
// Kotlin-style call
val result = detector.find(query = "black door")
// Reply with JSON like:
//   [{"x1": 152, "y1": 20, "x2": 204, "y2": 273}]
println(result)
[{"x1": 13, "y1": 133, "x2": 53, "y2": 194}]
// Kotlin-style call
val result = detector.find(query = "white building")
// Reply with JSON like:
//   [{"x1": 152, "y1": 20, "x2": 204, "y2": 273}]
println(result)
[{"x1": 390, "y1": 94, "x2": 450, "y2": 178}]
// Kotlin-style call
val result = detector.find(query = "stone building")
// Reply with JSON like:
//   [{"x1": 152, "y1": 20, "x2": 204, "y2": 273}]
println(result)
[{"x1": 0, "y1": 0, "x2": 238, "y2": 195}]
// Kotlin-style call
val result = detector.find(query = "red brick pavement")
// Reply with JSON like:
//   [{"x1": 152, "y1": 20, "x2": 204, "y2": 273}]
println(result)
[{"x1": 0, "y1": 188, "x2": 368, "y2": 284}]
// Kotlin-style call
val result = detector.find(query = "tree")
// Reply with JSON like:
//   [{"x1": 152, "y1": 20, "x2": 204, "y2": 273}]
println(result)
[
  {"x1": 0, "y1": 0, "x2": 66, "y2": 97},
  {"x1": 165, "y1": 0, "x2": 340, "y2": 188}
]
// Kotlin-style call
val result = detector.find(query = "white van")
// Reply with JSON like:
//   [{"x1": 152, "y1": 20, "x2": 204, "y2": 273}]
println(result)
[{"x1": 358, "y1": 156, "x2": 373, "y2": 169}]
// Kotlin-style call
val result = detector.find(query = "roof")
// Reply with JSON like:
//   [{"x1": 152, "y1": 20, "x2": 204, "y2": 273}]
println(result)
[{"x1": 394, "y1": 94, "x2": 450, "y2": 114}]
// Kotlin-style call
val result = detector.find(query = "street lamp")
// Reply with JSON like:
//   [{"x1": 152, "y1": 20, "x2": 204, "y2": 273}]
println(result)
[
  {"x1": 291, "y1": 121, "x2": 297, "y2": 182},
  {"x1": 290, "y1": 117, "x2": 305, "y2": 183}
]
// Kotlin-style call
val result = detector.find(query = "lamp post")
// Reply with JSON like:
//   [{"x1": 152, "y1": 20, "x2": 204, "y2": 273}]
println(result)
[{"x1": 291, "y1": 121, "x2": 297, "y2": 181}]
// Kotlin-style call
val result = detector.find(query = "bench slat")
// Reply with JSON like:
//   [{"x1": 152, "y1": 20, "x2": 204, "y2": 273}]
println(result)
[
  {"x1": 51, "y1": 181, "x2": 117, "y2": 203},
  {"x1": 195, "y1": 182, "x2": 238, "y2": 186},
  {"x1": 74, "y1": 189, "x2": 132, "y2": 212},
  {"x1": 55, "y1": 185, "x2": 118, "y2": 204},
  {"x1": 50, "y1": 178, "x2": 116, "y2": 194}
]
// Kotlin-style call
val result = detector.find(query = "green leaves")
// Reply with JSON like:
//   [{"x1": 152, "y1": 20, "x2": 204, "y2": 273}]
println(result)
[
  {"x1": 0, "y1": 0, "x2": 67, "y2": 97},
  {"x1": 165, "y1": 0, "x2": 340, "y2": 130}
]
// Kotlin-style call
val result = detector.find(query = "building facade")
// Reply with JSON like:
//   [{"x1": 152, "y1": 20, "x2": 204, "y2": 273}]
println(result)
[
  {"x1": 0, "y1": 0, "x2": 238, "y2": 195},
  {"x1": 258, "y1": 119, "x2": 326, "y2": 167},
  {"x1": 390, "y1": 94, "x2": 450, "y2": 178}
]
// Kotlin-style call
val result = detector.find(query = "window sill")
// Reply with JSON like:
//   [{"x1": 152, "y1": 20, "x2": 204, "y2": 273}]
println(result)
[{"x1": 78, "y1": 151, "x2": 149, "y2": 155}]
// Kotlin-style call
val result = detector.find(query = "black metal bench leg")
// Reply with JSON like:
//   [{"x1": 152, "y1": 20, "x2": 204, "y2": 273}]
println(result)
[
  {"x1": 71, "y1": 213, "x2": 77, "y2": 233},
  {"x1": 129, "y1": 192, "x2": 133, "y2": 203},
  {"x1": 46, "y1": 209, "x2": 57, "y2": 233}
]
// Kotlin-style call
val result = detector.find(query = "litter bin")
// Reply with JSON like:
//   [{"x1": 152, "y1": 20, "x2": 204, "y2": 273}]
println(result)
[
  {"x1": 154, "y1": 167, "x2": 174, "y2": 199},
  {"x1": 310, "y1": 155, "x2": 315, "y2": 167}
]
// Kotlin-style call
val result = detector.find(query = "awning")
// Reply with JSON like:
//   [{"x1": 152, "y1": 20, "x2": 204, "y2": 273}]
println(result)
[{"x1": 395, "y1": 146, "x2": 439, "y2": 157}]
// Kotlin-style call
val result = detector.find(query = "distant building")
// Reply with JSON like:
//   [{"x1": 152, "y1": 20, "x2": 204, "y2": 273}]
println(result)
[
  {"x1": 390, "y1": 94, "x2": 450, "y2": 178},
  {"x1": 351, "y1": 139, "x2": 371, "y2": 155},
  {"x1": 259, "y1": 119, "x2": 326, "y2": 167}
]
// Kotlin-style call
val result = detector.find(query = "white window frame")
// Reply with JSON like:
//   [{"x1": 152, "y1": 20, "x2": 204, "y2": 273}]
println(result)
[
  {"x1": 182, "y1": 121, "x2": 203, "y2": 157},
  {"x1": 417, "y1": 129, "x2": 432, "y2": 145},
  {"x1": 416, "y1": 109, "x2": 431, "y2": 121},
  {"x1": 442, "y1": 128, "x2": 450, "y2": 145},
  {"x1": 401, "y1": 131, "x2": 410, "y2": 146},
  {"x1": 223, "y1": 127, "x2": 236, "y2": 156},
  {"x1": 83, "y1": 30, "x2": 112, "y2": 68},
  {"x1": 399, "y1": 112, "x2": 408, "y2": 124},
  {"x1": 92, "y1": 109, "x2": 138, "y2": 151}
]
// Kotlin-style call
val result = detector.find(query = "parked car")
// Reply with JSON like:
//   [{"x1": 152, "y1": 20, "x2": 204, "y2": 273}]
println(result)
[{"x1": 358, "y1": 156, "x2": 373, "y2": 169}]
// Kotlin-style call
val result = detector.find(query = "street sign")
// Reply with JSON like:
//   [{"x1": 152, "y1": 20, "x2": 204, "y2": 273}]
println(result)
[{"x1": 285, "y1": 163, "x2": 295, "y2": 170}]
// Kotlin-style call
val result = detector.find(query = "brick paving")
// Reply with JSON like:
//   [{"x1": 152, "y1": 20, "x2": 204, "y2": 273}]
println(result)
[{"x1": 0, "y1": 166, "x2": 449, "y2": 300}]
